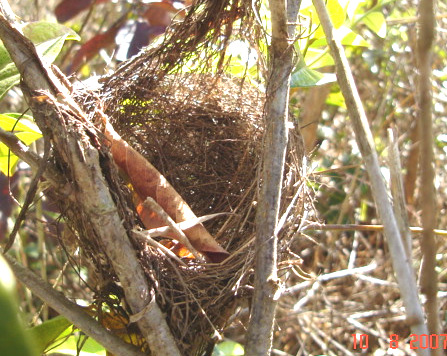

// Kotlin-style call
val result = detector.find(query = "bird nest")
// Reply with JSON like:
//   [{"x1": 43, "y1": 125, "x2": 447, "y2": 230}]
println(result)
[
  {"x1": 57, "y1": 0, "x2": 308, "y2": 353},
  {"x1": 70, "y1": 71, "x2": 306, "y2": 355}
]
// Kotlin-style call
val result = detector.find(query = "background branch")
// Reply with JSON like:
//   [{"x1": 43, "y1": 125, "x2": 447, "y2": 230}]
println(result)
[
  {"x1": 312, "y1": 0, "x2": 430, "y2": 352},
  {"x1": 417, "y1": 0, "x2": 440, "y2": 346}
]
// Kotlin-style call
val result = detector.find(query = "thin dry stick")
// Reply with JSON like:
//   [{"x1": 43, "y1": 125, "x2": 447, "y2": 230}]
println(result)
[
  {"x1": 3, "y1": 255, "x2": 146, "y2": 356},
  {"x1": 142, "y1": 197, "x2": 204, "y2": 261},
  {"x1": 301, "y1": 223, "x2": 447, "y2": 236},
  {"x1": 0, "y1": 126, "x2": 71, "y2": 195},
  {"x1": 245, "y1": 0, "x2": 300, "y2": 354},
  {"x1": 311, "y1": 0, "x2": 429, "y2": 352},
  {"x1": 417, "y1": 0, "x2": 441, "y2": 344},
  {"x1": 132, "y1": 230, "x2": 188, "y2": 267},
  {"x1": 387, "y1": 129, "x2": 412, "y2": 256}
]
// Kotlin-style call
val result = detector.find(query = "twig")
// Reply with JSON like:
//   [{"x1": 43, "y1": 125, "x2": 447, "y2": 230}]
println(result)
[
  {"x1": 301, "y1": 223, "x2": 447, "y2": 236},
  {"x1": 4, "y1": 138, "x2": 50, "y2": 252},
  {"x1": 387, "y1": 129, "x2": 412, "y2": 257},
  {"x1": 312, "y1": 0, "x2": 429, "y2": 352},
  {"x1": 417, "y1": 0, "x2": 440, "y2": 345},
  {"x1": 286, "y1": 263, "x2": 377, "y2": 295},
  {"x1": 0, "y1": 126, "x2": 71, "y2": 197},
  {"x1": 140, "y1": 212, "x2": 228, "y2": 239},
  {"x1": 142, "y1": 197, "x2": 205, "y2": 261},
  {"x1": 3, "y1": 254, "x2": 146, "y2": 356},
  {"x1": 0, "y1": 127, "x2": 41, "y2": 170},
  {"x1": 131, "y1": 230, "x2": 187, "y2": 267}
]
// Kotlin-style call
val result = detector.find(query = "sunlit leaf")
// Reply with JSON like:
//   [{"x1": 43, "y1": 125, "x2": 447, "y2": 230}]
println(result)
[
  {"x1": 361, "y1": 11, "x2": 387, "y2": 38},
  {"x1": 326, "y1": 90, "x2": 346, "y2": 108},
  {"x1": 346, "y1": 0, "x2": 367, "y2": 20},
  {"x1": 45, "y1": 333, "x2": 106, "y2": 356},
  {"x1": 213, "y1": 340, "x2": 244, "y2": 356},
  {"x1": 302, "y1": 0, "x2": 346, "y2": 38},
  {"x1": 0, "y1": 21, "x2": 79, "y2": 99},
  {"x1": 305, "y1": 48, "x2": 335, "y2": 69},
  {"x1": 26, "y1": 316, "x2": 72, "y2": 354},
  {"x1": 0, "y1": 113, "x2": 42, "y2": 176},
  {"x1": 311, "y1": 26, "x2": 369, "y2": 47}
]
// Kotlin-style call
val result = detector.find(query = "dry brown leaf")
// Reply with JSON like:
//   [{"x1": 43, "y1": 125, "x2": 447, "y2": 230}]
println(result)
[{"x1": 104, "y1": 121, "x2": 229, "y2": 262}]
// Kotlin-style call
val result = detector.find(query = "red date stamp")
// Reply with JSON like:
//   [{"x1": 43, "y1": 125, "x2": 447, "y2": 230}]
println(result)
[{"x1": 352, "y1": 333, "x2": 447, "y2": 350}]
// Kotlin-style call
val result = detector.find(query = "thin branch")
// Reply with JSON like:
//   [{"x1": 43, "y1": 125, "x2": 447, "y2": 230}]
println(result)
[
  {"x1": 0, "y1": 127, "x2": 71, "y2": 193},
  {"x1": 301, "y1": 223, "x2": 447, "y2": 237},
  {"x1": 142, "y1": 197, "x2": 204, "y2": 261},
  {"x1": 312, "y1": 0, "x2": 429, "y2": 353},
  {"x1": 3, "y1": 254, "x2": 146, "y2": 356},
  {"x1": 4, "y1": 138, "x2": 50, "y2": 252},
  {"x1": 245, "y1": 0, "x2": 301, "y2": 355},
  {"x1": 417, "y1": 0, "x2": 440, "y2": 345},
  {"x1": 387, "y1": 129, "x2": 412, "y2": 257}
]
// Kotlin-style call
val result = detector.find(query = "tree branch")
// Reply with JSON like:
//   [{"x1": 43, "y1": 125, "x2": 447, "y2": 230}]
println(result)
[
  {"x1": 312, "y1": 0, "x2": 430, "y2": 353},
  {"x1": 245, "y1": 1, "x2": 300, "y2": 355},
  {"x1": 0, "y1": 4, "x2": 181, "y2": 355},
  {"x1": 3, "y1": 254, "x2": 146, "y2": 356}
]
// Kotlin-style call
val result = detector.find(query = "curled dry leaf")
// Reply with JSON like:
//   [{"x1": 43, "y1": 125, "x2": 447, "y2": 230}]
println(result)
[{"x1": 103, "y1": 120, "x2": 229, "y2": 263}]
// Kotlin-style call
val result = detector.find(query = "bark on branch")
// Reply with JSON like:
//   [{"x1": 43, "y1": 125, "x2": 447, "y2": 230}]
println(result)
[
  {"x1": 0, "y1": 3, "x2": 181, "y2": 354},
  {"x1": 245, "y1": 0, "x2": 301, "y2": 355},
  {"x1": 3, "y1": 254, "x2": 146, "y2": 356}
]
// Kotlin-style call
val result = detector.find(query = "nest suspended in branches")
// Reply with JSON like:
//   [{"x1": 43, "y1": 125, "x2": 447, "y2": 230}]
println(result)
[{"x1": 63, "y1": 0, "x2": 308, "y2": 354}]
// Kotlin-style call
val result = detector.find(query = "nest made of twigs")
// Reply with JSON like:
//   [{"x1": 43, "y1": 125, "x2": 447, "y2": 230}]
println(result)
[
  {"x1": 60, "y1": 0, "x2": 308, "y2": 353},
  {"x1": 88, "y1": 72, "x2": 305, "y2": 355}
]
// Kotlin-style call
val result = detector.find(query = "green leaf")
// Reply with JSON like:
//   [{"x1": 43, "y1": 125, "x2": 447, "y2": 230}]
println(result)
[
  {"x1": 305, "y1": 48, "x2": 335, "y2": 69},
  {"x1": 301, "y1": 0, "x2": 346, "y2": 38},
  {"x1": 311, "y1": 26, "x2": 369, "y2": 47},
  {"x1": 0, "y1": 21, "x2": 80, "y2": 99},
  {"x1": 213, "y1": 340, "x2": 245, "y2": 356},
  {"x1": 0, "y1": 113, "x2": 42, "y2": 175},
  {"x1": 326, "y1": 90, "x2": 346, "y2": 108},
  {"x1": 22, "y1": 21, "x2": 80, "y2": 45},
  {"x1": 291, "y1": 57, "x2": 336, "y2": 88},
  {"x1": 26, "y1": 316, "x2": 72, "y2": 353},
  {"x1": 48, "y1": 333, "x2": 106, "y2": 356},
  {"x1": 361, "y1": 11, "x2": 387, "y2": 38},
  {"x1": 23, "y1": 22, "x2": 80, "y2": 64}
]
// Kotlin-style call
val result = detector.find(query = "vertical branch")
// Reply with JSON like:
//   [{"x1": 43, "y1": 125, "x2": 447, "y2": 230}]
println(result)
[
  {"x1": 245, "y1": 1, "x2": 300, "y2": 355},
  {"x1": 312, "y1": 0, "x2": 430, "y2": 352},
  {"x1": 417, "y1": 0, "x2": 440, "y2": 344}
]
